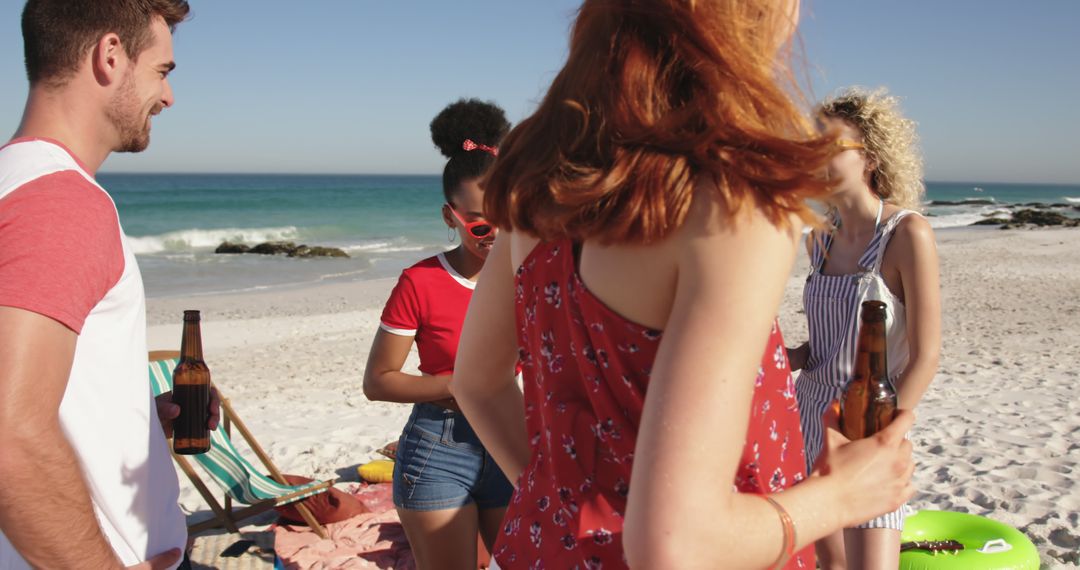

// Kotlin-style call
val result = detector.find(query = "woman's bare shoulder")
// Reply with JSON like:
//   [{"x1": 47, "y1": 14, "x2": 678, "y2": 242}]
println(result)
[
  {"x1": 892, "y1": 213, "x2": 936, "y2": 251},
  {"x1": 509, "y1": 230, "x2": 542, "y2": 270}
]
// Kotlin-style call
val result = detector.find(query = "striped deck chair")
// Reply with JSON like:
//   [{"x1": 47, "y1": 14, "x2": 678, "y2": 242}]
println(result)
[{"x1": 148, "y1": 351, "x2": 333, "y2": 539}]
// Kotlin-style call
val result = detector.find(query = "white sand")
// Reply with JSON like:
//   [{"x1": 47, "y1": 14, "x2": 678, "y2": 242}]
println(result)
[{"x1": 147, "y1": 227, "x2": 1080, "y2": 568}]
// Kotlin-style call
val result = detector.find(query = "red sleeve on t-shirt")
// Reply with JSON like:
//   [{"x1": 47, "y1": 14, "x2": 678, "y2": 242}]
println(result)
[
  {"x1": 0, "y1": 170, "x2": 125, "y2": 333},
  {"x1": 379, "y1": 272, "x2": 421, "y2": 335}
]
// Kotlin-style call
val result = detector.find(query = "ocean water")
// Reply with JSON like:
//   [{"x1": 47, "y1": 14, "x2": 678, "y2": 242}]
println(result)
[
  {"x1": 100, "y1": 174, "x2": 450, "y2": 297},
  {"x1": 920, "y1": 181, "x2": 1080, "y2": 229},
  {"x1": 97, "y1": 174, "x2": 1080, "y2": 297}
]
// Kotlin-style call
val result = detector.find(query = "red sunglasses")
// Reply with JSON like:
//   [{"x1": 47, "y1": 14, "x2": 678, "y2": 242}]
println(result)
[{"x1": 446, "y1": 204, "x2": 494, "y2": 239}]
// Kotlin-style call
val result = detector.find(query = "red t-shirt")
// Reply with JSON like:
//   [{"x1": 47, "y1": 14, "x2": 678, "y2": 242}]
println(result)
[{"x1": 379, "y1": 253, "x2": 475, "y2": 375}]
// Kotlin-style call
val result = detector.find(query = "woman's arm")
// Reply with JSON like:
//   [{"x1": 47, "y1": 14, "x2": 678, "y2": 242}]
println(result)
[
  {"x1": 623, "y1": 187, "x2": 914, "y2": 568},
  {"x1": 362, "y1": 329, "x2": 453, "y2": 403},
  {"x1": 451, "y1": 232, "x2": 530, "y2": 482},
  {"x1": 891, "y1": 215, "x2": 942, "y2": 409}
]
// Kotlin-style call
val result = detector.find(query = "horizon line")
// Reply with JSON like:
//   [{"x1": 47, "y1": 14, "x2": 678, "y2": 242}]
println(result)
[{"x1": 96, "y1": 172, "x2": 1080, "y2": 187}]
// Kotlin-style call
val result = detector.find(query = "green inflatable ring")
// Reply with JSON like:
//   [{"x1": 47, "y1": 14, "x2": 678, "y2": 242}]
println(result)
[{"x1": 900, "y1": 510, "x2": 1040, "y2": 570}]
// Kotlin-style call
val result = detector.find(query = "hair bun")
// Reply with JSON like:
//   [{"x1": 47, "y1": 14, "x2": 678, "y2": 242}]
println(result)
[{"x1": 430, "y1": 98, "x2": 510, "y2": 158}]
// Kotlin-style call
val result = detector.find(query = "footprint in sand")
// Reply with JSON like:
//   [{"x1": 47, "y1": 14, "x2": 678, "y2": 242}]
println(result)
[
  {"x1": 963, "y1": 487, "x2": 999, "y2": 511},
  {"x1": 1049, "y1": 528, "x2": 1080, "y2": 550}
]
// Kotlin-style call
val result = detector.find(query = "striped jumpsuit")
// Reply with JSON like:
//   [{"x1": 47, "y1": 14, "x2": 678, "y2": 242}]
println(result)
[{"x1": 796, "y1": 207, "x2": 916, "y2": 530}]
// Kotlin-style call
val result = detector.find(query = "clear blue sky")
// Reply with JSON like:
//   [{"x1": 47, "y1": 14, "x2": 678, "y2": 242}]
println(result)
[{"x1": 1, "y1": 1, "x2": 1077, "y2": 183}]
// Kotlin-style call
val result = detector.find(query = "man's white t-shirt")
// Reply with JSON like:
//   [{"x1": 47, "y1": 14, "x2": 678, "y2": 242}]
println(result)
[{"x1": 0, "y1": 139, "x2": 186, "y2": 569}]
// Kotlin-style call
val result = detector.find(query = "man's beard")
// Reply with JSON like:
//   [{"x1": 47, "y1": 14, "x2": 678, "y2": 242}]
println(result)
[{"x1": 106, "y1": 71, "x2": 155, "y2": 153}]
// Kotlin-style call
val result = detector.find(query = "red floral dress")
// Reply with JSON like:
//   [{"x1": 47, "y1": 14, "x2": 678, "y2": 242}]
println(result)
[{"x1": 493, "y1": 240, "x2": 813, "y2": 569}]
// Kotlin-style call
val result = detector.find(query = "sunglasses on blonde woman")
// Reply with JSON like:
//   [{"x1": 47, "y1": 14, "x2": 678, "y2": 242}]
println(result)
[
  {"x1": 446, "y1": 204, "x2": 494, "y2": 239},
  {"x1": 836, "y1": 139, "x2": 865, "y2": 150}
]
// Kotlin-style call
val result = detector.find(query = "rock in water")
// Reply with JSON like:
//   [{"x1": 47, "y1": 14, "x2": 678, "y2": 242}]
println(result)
[
  {"x1": 215, "y1": 241, "x2": 251, "y2": 254},
  {"x1": 215, "y1": 240, "x2": 350, "y2": 258},
  {"x1": 290, "y1": 246, "x2": 349, "y2": 258},
  {"x1": 1011, "y1": 209, "x2": 1071, "y2": 226},
  {"x1": 249, "y1": 241, "x2": 298, "y2": 255},
  {"x1": 971, "y1": 218, "x2": 1010, "y2": 226}
]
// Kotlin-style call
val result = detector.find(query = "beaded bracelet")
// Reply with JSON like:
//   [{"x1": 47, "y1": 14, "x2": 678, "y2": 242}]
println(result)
[{"x1": 761, "y1": 494, "x2": 796, "y2": 569}]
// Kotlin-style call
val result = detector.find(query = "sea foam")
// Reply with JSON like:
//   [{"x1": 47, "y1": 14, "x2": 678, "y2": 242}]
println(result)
[{"x1": 126, "y1": 226, "x2": 301, "y2": 254}]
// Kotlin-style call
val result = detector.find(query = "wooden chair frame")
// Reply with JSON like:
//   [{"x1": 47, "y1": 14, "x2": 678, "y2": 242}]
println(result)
[{"x1": 150, "y1": 350, "x2": 332, "y2": 539}]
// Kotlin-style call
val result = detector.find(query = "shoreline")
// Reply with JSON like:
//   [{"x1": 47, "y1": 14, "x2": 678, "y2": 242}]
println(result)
[
  {"x1": 148, "y1": 227, "x2": 1080, "y2": 567},
  {"x1": 139, "y1": 223, "x2": 1074, "y2": 303}
]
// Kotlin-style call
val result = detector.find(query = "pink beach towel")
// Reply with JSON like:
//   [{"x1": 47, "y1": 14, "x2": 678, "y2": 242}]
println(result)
[{"x1": 274, "y1": 483, "x2": 416, "y2": 570}]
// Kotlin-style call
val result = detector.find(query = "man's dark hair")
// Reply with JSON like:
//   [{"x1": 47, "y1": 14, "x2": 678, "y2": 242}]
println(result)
[{"x1": 22, "y1": 0, "x2": 190, "y2": 86}]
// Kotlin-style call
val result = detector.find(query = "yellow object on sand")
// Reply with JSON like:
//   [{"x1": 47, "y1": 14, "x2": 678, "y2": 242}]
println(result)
[{"x1": 358, "y1": 459, "x2": 395, "y2": 483}]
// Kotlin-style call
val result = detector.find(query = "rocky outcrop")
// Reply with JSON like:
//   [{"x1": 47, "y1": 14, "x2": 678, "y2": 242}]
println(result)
[
  {"x1": 215, "y1": 241, "x2": 349, "y2": 258},
  {"x1": 249, "y1": 241, "x2": 299, "y2": 255},
  {"x1": 215, "y1": 241, "x2": 251, "y2": 254},
  {"x1": 971, "y1": 217, "x2": 1011, "y2": 226},
  {"x1": 970, "y1": 209, "x2": 1080, "y2": 229},
  {"x1": 289, "y1": 245, "x2": 349, "y2": 258},
  {"x1": 1009, "y1": 209, "x2": 1076, "y2": 227}
]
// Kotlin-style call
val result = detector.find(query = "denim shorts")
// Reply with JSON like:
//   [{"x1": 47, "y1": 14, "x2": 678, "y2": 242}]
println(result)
[{"x1": 392, "y1": 402, "x2": 514, "y2": 511}]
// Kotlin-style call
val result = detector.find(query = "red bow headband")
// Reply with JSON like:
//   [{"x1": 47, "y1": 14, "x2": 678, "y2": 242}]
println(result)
[{"x1": 462, "y1": 139, "x2": 499, "y2": 157}]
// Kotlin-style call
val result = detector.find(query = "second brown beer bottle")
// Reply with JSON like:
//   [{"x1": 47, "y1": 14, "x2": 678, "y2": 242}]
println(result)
[
  {"x1": 839, "y1": 300, "x2": 898, "y2": 440},
  {"x1": 172, "y1": 310, "x2": 211, "y2": 454}
]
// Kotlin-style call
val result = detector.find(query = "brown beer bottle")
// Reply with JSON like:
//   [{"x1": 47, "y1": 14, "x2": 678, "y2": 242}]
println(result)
[
  {"x1": 839, "y1": 300, "x2": 898, "y2": 440},
  {"x1": 172, "y1": 310, "x2": 211, "y2": 454}
]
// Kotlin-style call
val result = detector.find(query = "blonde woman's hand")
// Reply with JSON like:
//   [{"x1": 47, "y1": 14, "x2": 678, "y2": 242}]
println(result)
[{"x1": 814, "y1": 408, "x2": 916, "y2": 527}]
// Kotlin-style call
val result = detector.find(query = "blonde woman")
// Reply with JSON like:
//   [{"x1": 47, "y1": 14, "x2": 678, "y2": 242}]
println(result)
[{"x1": 788, "y1": 87, "x2": 941, "y2": 570}]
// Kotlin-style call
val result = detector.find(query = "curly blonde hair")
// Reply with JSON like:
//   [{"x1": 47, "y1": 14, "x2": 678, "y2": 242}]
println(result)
[{"x1": 819, "y1": 87, "x2": 925, "y2": 210}]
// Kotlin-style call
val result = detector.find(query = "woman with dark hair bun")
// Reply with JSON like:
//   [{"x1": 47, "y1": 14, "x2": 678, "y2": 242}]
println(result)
[{"x1": 363, "y1": 98, "x2": 513, "y2": 570}]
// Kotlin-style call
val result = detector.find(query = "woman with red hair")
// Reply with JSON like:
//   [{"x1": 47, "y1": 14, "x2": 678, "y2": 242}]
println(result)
[{"x1": 453, "y1": 1, "x2": 915, "y2": 568}]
